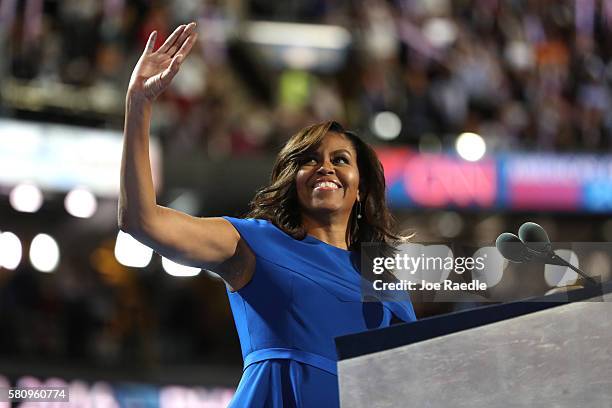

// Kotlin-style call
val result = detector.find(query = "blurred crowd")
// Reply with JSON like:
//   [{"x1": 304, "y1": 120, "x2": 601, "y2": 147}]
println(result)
[{"x1": 2, "y1": 0, "x2": 612, "y2": 156}]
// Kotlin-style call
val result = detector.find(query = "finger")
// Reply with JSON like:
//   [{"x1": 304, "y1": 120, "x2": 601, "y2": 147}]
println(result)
[
  {"x1": 158, "y1": 25, "x2": 186, "y2": 54},
  {"x1": 144, "y1": 31, "x2": 157, "y2": 54},
  {"x1": 170, "y1": 22, "x2": 196, "y2": 57},
  {"x1": 159, "y1": 54, "x2": 183, "y2": 85},
  {"x1": 174, "y1": 32, "x2": 198, "y2": 59}
]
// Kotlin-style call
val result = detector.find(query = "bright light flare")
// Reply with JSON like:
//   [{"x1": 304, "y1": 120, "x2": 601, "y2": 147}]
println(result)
[
  {"x1": 456, "y1": 132, "x2": 486, "y2": 161},
  {"x1": 65, "y1": 187, "x2": 98, "y2": 218},
  {"x1": 371, "y1": 111, "x2": 402, "y2": 140},
  {"x1": 9, "y1": 183, "x2": 43, "y2": 213},
  {"x1": 0, "y1": 231, "x2": 22, "y2": 270},
  {"x1": 114, "y1": 230, "x2": 153, "y2": 268},
  {"x1": 161, "y1": 257, "x2": 201, "y2": 277},
  {"x1": 30, "y1": 233, "x2": 60, "y2": 273}
]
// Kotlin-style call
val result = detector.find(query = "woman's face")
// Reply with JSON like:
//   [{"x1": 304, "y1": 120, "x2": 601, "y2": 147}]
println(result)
[{"x1": 295, "y1": 131, "x2": 360, "y2": 219}]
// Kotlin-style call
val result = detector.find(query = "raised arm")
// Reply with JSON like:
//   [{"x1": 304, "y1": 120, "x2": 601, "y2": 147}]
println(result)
[{"x1": 118, "y1": 23, "x2": 254, "y2": 291}]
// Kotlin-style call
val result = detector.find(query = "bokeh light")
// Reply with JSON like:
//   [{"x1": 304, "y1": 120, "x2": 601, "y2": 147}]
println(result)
[
  {"x1": 65, "y1": 187, "x2": 98, "y2": 218},
  {"x1": 0, "y1": 231, "x2": 22, "y2": 270},
  {"x1": 371, "y1": 111, "x2": 402, "y2": 140},
  {"x1": 456, "y1": 132, "x2": 486, "y2": 162},
  {"x1": 30, "y1": 233, "x2": 60, "y2": 273},
  {"x1": 161, "y1": 257, "x2": 201, "y2": 277},
  {"x1": 9, "y1": 183, "x2": 43, "y2": 213},
  {"x1": 114, "y1": 230, "x2": 153, "y2": 268}
]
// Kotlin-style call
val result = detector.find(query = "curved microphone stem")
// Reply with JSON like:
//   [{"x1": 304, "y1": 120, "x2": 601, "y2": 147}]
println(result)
[{"x1": 549, "y1": 254, "x2": 598, "y2": 286}]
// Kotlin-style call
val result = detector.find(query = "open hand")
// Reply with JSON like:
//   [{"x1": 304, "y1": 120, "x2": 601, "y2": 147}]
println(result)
[{"x1": 128, "y1": 22, "x2": 198, "y2": 100}]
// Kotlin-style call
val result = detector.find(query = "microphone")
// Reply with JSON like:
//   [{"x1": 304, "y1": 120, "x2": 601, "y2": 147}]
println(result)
[
  {"x1": 495, "y1": 232, "x2": 531, "y2": 263},
  {"x1": 518, "y1": 222, "x2": 551, "y2": 254},
  {"x1": 496, "y1": 222, "x2": 598, "y2": 286}
]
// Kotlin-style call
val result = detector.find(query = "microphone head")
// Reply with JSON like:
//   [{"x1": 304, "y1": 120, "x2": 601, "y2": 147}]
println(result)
[
  {"x1": 518, "y1": 222, "x2": 551, "y2": 253},
  {"x1": 495, "y1": 232, "x2": 529, "y2": 263}
]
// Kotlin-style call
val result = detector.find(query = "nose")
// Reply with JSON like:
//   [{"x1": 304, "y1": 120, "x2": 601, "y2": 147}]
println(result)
[{"x1": 316, "y1": 159, "x2": 335, "y2": 174}]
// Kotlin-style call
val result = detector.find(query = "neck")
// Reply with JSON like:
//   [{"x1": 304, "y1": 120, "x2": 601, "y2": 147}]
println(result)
[{"x1": 302, "y1": 211, "x2": 351, "y2": 250}]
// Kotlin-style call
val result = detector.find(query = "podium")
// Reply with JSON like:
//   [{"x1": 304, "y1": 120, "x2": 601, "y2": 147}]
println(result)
[{"x1": 335, "y1": 282, "x2": 612, "y2": 408}]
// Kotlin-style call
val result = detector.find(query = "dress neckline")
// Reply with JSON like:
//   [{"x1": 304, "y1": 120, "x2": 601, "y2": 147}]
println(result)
[{"x1": 303, "y1": 234, "x2": 352, "y2": 254}]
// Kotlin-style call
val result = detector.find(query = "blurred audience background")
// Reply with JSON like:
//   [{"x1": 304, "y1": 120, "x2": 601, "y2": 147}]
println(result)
[{"x1": 5, "y1": 0, "x2": 612, "y2": 155}]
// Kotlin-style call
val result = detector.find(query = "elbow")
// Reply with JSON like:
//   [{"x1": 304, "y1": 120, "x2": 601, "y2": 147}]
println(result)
[
  {"x1": 117, "y1": 206, "x2": 129, "y2": 231},
  {"x1": 117, "y1": 218, "x2": 136, "y2": 235},
  {"x1": 117, "y1": 206, "x2": 157, "y2": 240},
  {"x1": 118, "y1": 219, "x2": 146, "y2": 241},
  {"x1": 117, "y1": 208, "x2": 141, "y2": 235},
  {"x1": 118, "y1": 221, "x2": 135, "y2": 235}
]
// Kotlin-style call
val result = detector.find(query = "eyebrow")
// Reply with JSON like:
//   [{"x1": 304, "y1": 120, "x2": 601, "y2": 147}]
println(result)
[
  {"x1": 306, "y1": 147, "x2": 354, "y2": 157},
  {"x1": 331, "y1": 149, "x2": 353, "y2": 156}
]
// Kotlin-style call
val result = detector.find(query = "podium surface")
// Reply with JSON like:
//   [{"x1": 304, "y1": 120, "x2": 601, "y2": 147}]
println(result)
[{"x1": 336, "y1": 284, "x2": 612, "y2": 408}]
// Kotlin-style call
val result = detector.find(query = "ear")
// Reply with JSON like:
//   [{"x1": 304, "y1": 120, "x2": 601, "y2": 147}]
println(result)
[{"x1": 357, "y1": 181, "x2": 366, "y2": 201}]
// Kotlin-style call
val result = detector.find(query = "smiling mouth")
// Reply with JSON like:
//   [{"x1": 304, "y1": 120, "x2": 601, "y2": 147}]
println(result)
[{"x1": 313, "y1": 181, "x2": 341, "y2": 191}]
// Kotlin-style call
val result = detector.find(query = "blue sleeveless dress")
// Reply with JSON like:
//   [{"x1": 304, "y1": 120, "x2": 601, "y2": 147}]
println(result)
[{"x1": 223, "y1": 217, "x2": 416, "y2": 408}]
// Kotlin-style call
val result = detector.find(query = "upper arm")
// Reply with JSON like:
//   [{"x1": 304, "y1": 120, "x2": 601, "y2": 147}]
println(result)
[{"x1": 124, "y1": 205, "x2": 254, "y2": 290}]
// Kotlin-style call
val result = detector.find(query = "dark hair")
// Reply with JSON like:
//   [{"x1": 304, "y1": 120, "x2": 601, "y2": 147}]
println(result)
[{"x1": 246, "y1": 120, "x2": 407, "y2": 251}]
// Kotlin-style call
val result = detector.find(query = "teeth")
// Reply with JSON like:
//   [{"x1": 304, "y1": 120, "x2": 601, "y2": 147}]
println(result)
[{"x1": 314, "y1": 181, "x2": 339, "y2": 189}]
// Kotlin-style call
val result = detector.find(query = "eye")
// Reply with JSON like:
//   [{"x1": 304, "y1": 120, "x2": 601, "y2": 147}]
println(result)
[
  {"x1": 333, "y1": 156, "x2": 350, "y2": 164},
  {"x1": 300, "y1": 156, "x2": 318, "y2": 165}
]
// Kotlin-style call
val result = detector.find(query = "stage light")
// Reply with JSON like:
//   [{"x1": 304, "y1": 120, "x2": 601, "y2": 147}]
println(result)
[
  {"x1": 435, "y1": 211, "x2": 463, "y2": 238},
  {"x1": 584, "y1": 251, "x2": 611, "y2": 283},
  {"x1": 471, "y1": 246, "x2": 506, "y2": 287},
  {"x1": 282, "y1": 47, "x2": 318, "y2": 69},
  {"x1": 0, "y1": 231, "x2": 22, "y2": 270},
  {"x1": 371, "y1": 111, "x2": 402, "y2": 140},
  {"x1": 456, "y1": 132, "x2": 486, "y2": 161},
  {"x1": 30, "y1": 233, "x2": 60, "y2": 273},
  {"x1": 65, "y1": 187, "x2": 97, "y2": 218},
  {"x1": 9, "y1": 183, "x2": 43, "y2": 213},
  {"x1": 505, "y1": 41, "x2": 534, "y2": 70},
  {"x1": 161, "y1": 257, "x2": 201, "y2": 277},
  {"x1": 245, "y1": 21, "x2": 351, "y2": 50},
  {"x1": 422, "y1": 18, "x2": 457, "y2": 48},
  {"x1": 544, "y1": 249, "x2": 579, "y2": 287},
  {"x1": 114, "y1": 231, "x2": 152, "y2": 268}
]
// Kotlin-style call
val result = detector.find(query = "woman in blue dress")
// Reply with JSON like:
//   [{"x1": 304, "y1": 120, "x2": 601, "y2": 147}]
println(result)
[{"x1": 119, "y1": 22, "x2": 416, "y2": 407}]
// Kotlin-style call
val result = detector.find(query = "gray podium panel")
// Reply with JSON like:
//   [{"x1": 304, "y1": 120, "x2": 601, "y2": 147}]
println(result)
[{"x1": 338, "y1": 292, "x2": 612, "y2": 408}]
